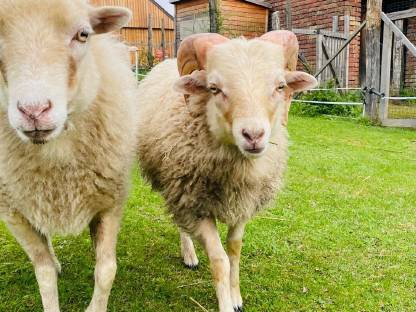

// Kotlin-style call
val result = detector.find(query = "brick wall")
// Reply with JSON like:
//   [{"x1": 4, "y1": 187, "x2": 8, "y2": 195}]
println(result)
[{"x1": 266, "y1": 0, "x2": 362, "y2": 87}]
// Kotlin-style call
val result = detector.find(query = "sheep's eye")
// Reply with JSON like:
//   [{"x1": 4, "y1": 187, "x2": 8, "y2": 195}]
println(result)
[
  {"x1": 276, "y1": 82, "x2": 286, "y2": 92},
  {"x1": 75, "y1": 30, "x2": 90, "y2": 43},
  {"x1": 209, "y1": 86, "x2": 221, "y2": 95}
]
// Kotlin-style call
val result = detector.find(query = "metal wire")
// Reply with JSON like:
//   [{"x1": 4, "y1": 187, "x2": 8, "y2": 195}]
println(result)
[
  {"x1": 292, "y1": 99, "x2": 363, "y2": 106},
  {"x1": 307, "y1": 88, "x2": 362, "y2": 91},
  {"x1": 383, "y1": 96, "x2": 416, "y2": 100}
]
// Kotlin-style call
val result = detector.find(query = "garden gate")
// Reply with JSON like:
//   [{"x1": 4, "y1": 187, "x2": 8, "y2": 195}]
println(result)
[
  {"x1": 291, "y1": 16, "x2": 350, "y2": 88},
  {"x1": 378, "y1": 8, "x2": 416, "y2": 127}
]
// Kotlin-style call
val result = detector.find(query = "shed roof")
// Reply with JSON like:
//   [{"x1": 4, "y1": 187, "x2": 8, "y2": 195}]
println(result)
[
  {"x1": 154, "y1": 0, "x2": 175, "y2": 17},
  {"x1": 169, "y1": 0, "x2": 271, "y2": 9}
]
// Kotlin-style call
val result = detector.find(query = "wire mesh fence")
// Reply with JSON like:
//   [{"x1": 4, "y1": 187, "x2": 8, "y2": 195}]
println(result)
[{"x1": 386, "y1": 93, "x2": 416, "y2": 119}]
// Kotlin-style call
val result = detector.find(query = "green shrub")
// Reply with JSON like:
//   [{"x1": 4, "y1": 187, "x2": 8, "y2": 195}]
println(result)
[{"x1": 290, "y1": 80, "x2": 363, "y2": 118}]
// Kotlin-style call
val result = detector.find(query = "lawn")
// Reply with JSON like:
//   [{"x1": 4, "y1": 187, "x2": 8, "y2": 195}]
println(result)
[{"x1": 1, "y1": 116, "x2": 416, "y2": 311}]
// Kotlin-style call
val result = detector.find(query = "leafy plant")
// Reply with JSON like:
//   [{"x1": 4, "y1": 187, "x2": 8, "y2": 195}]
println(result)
[{"x1": 290, "y1": 81, "x2": 363, "y2": 118}]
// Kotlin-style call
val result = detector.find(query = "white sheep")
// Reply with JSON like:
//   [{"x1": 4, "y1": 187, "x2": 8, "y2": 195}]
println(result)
[
  {"x1": 137, "y1": 31, "x2": 318, "y2": 312},
  {"x1": 0, "y1": 1, "x2": 138, "y2": 311}
]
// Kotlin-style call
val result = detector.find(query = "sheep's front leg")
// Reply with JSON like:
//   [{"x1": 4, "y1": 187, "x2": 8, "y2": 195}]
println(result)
[
  {"x1": 227, "y1": 223, "x2": 246, "y2": 312},
  {"x1": 194, "y1": 219, "x2": 234, "y2": 312},
  {"x1": 4, "y1": 212, "x2": 60, "y2": 312},
  {"x1": 86, "y1": 211, "x2": 121, "y2": 312},
  {"x1": 180, "y1": 230, "x2": 199, "y2": 268}
]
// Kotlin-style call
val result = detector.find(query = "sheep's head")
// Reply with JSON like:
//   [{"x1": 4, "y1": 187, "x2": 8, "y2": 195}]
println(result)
[
  {"x1": 0, "y1": 0, "x2": 131, "y2": 144},
  {"x1": 175, "y1": 31, "x2": 317, "y2": 158}
]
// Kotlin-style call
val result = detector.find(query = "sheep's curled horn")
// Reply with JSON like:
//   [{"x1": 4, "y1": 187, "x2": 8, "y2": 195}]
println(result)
[
  {"x1": 177, "y1": 30, "x2": 299, "y2": 76},
  {"x1": 259, "y1": 30, "x2": 299, "y2": 71},
  {"x1": 177, "y1": 33, "x2": 229, "y2": 76}
]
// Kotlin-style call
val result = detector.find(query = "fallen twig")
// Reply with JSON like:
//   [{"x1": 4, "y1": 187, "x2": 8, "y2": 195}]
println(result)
[
  {"x1": 178, "y1": 280, "x2": 209, "y2": 288},
  {"x1": 190, "y1": 297, "x2": 209, "y2": 312}
]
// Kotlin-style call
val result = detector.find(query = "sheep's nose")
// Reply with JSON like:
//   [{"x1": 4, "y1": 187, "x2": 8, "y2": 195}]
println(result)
[
  {"x1": 17, "y1": 100, "x2": 52, "y2": 121},
  {"x1": 242, "y1": 128, "x2": 265, "y2": 144}
]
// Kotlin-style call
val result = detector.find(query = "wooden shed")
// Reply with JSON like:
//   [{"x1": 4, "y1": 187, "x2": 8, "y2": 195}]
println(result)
[
  {"x1": 90, "y1": 0, "x2": 175, "y2": 64},
  {"x1": 171, "y1": 0, "x2": 271, "y2": 44}
]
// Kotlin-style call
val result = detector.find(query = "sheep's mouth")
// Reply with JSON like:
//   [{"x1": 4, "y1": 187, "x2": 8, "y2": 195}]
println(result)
[
  {"x1": 23, "y1": 129, "x2": 55, "y2": 144},
  {"x1": 244, "y1": 147, "x2": 265, "y2": 154},
  {"x1": 241, "y1": 146, "x2": 266, "y2": 158}
]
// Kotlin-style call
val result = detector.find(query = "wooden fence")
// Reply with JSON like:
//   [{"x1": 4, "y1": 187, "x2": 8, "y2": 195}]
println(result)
[{"x1": 291, "y1": 16, "x2": 350, "y2": 88}]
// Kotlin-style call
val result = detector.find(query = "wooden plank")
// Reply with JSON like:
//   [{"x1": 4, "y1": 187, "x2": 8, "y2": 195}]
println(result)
[
  {"x1": 391, "y1": 20, "x2": 404, "y2": 94},
  {"x1": 285, "y1": 0, "x2": 292, "y2": 30},
  {"x1": 364, "y1": 0, "x2": 382, "y2": 119},
  {"x1": 292, "y1": 28, "x2": 347, "y2": 39},
  {"x1": 271, "y1": 11, "x2": 280, "y2": 30},
  {"x1": 382, "y1": 119, "x2": 416, "y2": 128},
  {"x1": 298, "y1": 53, "x2": 313, "y2": 74},
  {"x1": 316, "y1": 34, "x2": 323, "y2": 84},
  {"x1": 315, "y1": 21, "x2": 366, "y2": 79},
  {"x1": 321, "y1": 38, "x2": 341, "y2": 88},
  {"x1": 220, "y1": 13, "x2": 267, "y2": 21},
  {"x1": 387, "y1": 8, "x2": 416, "y2": 21},
  {"x1": 174, "y1": 6, "x2": 179, "y2": 57},
  {"x1": 264, "y1": 8, "x2": 268, "y2": 32},
  {"x1": 147, "y1": 13, "x2": 153, "y2": 67},
  {"x1": 177, "y1": 4, "x2": 209, "y2": 14},
  {"x1": 176, "y1": 0, "x2": 207, "y2": 9},
  {"x1": 381, "y1": 12, "x2": 416, "y2": 58},
  {"x1": 220, "y1": 6, "x2": 266, "y2": 15},
  {"x1": 379, "y1": 23, "x2": 393, "y2": 121},
  {"x1": 220, "y1": 1, "x2": 266, "y2": 11},
  {"x1": 161, "y1": 18, "x2": 166, "y2": 59},
  {"x1": 344, "y1": 15, "x2": 350, "y2": 88},
  {"x1": 332, "y1": 16, "x2": 339, "y2": 32},
  {"x1": 209, "y1": 0, "x2": 218, "y2": 32}
]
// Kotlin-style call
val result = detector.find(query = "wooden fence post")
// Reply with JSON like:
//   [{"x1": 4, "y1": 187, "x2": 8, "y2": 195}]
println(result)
[
  {"x1": 161, "y1": 18, "x2": 166, "y2": 59},
  {"x1": 379, "y1": 23, "x2": 393, "y2": 121},
  {"x1": 344, "y1": 15, "x2": 350, "y2": 88},
  {"x1": 285, "y1": 0, "x2": 292, "y2": 30},
  {"x1": 209, "y1": 0, "x2": 218, "y2": 33},
  {"x1": 364, "y1": 0, "x2": 382, "y2": 119},
  {"x1": 174, "y1": 3, "x2": 179, "y2": 57},
  {"x1": 391, "y1": 20, "x2": 404, "y2": 94},
  {"x1": 271, "y1": 11, "x2": 280, "y2": 30},
  {"x1": 316, "y1": 33, "x2": 323, "y2": 84},
  {"x1": 147, "y1": 13, "x2": 153, "y2": 68},
  {"x1": 332, "y1": 16, "x2": 339, "y2": 32}
]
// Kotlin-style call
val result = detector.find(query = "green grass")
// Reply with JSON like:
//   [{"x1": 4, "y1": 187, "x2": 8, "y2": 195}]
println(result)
[{"x1": 1, "y1": 116, "x2": 416, "y2": 311}]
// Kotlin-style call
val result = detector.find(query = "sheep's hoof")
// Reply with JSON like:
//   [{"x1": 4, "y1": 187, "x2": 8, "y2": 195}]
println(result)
[
  {"x1": 184, "y1": 263, "x2": 199, "y2": 270},
  {"x1": 234, "y1": 306, "x2": 244, "y2": 312}
]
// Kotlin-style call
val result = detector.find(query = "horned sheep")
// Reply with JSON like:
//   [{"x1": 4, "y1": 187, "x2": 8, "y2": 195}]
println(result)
[
  {"x1": 0, "y1": 1, "x2": 138, "y2": 311},
  {"x1": 137, "y1": 31, "x2": 318, "y2": 312}
]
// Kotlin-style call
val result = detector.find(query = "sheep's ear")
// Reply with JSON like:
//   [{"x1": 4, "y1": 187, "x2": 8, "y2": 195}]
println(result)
[
  {"x1": 90, "y1": 6, "x2": 132, "y2": 34},
  {"x1": 285, "y1": 71, "x2": 318, "y2": 92},
  {"x1": 174, "y1": 70, "x2": 208, "y2": 95}
]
